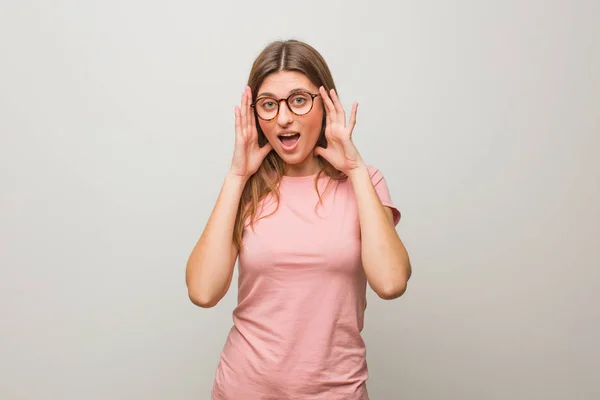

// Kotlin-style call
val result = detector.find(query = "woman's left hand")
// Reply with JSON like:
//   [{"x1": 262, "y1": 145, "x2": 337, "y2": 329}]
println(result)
[{"x1": 313, "y1": 86, "x2": 365, "y2": 175}]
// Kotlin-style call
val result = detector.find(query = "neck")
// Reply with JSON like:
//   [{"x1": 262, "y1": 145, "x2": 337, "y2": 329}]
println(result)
[{"x1": 284, "y1": 156, "x2": 321, "y2": 177}]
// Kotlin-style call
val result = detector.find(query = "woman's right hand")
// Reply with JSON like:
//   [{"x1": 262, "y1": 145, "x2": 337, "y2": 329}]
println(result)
[{"x1": 229, "y1": 86, "x2": 273, "y2": 180}]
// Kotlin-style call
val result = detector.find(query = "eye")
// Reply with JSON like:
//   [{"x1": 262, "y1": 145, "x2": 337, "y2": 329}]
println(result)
[
  {"x1": 260, "y1": 100, "x2": 277, "y2": 110},
  {"x1": 292, "y1": 97, "x2": 306, "y2": 104},
  {"x1": 289, "y1": 94, "x2": 309, "y2": 106}
]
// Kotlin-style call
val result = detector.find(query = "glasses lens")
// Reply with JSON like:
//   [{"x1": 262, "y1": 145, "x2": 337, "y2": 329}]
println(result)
[
  {"x1": 288, "y1": 92, "x2": 313, "y2": 115},
  {"x1": 255, "y1": 97, "x2": 278, "y2": 120}
]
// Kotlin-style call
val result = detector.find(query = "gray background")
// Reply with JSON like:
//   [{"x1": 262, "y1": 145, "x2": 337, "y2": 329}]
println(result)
[{"x1": 1, "y1": 0, "x2": 599, "y2": 399}]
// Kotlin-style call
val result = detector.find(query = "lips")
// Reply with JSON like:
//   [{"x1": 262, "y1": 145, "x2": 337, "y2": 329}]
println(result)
[{"x1": 277, "y1": 131, "x2": 301, "y2": 152}]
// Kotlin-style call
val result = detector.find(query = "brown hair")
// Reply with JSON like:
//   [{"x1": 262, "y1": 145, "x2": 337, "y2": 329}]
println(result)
[{"x1": 233, "y1": 39, "x2": 346, "y2": 249}]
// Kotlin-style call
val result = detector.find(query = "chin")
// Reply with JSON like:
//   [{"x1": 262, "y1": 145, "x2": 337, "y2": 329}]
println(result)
[{"x1": 276, "y1": 150, "x2": 309, "y2": 165}]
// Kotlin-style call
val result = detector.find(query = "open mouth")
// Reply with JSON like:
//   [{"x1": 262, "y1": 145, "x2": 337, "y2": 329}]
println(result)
[{"x1": 278, "y1": 132, "x2": 301, "y2": 149}]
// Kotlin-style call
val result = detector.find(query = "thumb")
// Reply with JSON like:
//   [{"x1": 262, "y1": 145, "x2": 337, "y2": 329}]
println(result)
[
  {"x1": 313, "y1": 146, "x2": 327, "y2": 159},
  {"x1": 259, "y1": 141, "x2": 273, "y2": 159}
]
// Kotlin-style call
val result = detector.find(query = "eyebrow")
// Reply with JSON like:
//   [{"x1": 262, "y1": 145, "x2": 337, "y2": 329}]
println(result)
[{"x1": 256, "y1": 88, "x2": 310, "y2": 98}]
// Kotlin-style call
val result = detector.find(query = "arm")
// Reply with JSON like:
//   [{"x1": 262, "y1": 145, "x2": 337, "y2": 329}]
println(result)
[
  {"x1": 312, "y1": 86, "x2": 411, "y2": 299},
  {"x1": 348, "y1": 166, "x2": 412, "y2": 300},
  {"x1": 185, "y1": 173, "x2": 247, "y2": 308},
  {"x1": 186, "y1": 86, "x2": 272, "y2": 308}
]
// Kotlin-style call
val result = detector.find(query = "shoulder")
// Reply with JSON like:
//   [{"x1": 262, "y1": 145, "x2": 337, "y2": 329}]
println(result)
[
  {"x1": 363, "y1": 164, "x2": 401, "y2": 224},
  {"x1": 364, "y1": 164, "x2": 388, "y2": 185}
]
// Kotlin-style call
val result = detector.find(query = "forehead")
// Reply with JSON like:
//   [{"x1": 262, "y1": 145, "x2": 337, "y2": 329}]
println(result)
[{"x1": 257, "y1": 70, "x2": 316, "y2": 97}]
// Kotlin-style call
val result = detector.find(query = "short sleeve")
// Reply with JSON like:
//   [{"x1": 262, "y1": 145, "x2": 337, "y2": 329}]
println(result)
[{"x1": 367, "y1": 165, "x2": 401, "y2": 226}]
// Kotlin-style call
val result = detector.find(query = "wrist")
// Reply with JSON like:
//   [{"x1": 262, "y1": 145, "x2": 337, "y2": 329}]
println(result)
[
  {"x1": 225, "y1": 171, "x2": 249, "y2": 188},
  {"x1": 346, "y1": 162, "x2": 368, "y2": 181}
]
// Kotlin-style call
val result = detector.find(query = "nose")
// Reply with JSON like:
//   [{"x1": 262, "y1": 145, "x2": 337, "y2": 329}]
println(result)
[{"x1": 276, "y1": 100, "x2": 293, "y2": 126}]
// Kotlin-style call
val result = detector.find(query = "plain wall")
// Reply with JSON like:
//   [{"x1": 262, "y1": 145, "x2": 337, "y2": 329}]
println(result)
[{"x1": 1, "y1": 0, "x2": 598, "y2": 399}]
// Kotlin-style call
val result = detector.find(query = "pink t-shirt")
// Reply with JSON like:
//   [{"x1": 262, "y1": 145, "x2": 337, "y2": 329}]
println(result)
[{"x1": 211, "y1": 166, "x2": 400, "y2": 400}]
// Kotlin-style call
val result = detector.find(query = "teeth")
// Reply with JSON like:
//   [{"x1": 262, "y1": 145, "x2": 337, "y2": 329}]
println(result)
[{"x1": 280, "y1": 133, "x2": 298, "y2": 137}]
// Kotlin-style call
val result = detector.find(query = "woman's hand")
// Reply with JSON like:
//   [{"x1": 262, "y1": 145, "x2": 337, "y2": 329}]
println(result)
[
  {"x1": 313, "y1": 86, "x2": 365, "y2": 175},
  {"x1": 229, "y1": 86, "x2": 273, "y2": 180}
]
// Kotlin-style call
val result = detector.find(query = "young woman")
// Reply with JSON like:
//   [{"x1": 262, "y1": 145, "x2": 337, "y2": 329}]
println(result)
[{"x1": 186, "y1": 39, "x2": 412, "y2": 400}]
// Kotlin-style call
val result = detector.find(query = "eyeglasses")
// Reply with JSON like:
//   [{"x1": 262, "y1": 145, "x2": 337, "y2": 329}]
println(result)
[{"x1": 251, "y1": 90, "x2": 319, "y2": 121}]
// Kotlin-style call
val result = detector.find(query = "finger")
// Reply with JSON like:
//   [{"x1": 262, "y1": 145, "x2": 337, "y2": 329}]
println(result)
[
  {"x1": 249, "y1": 98, "x2": 258, "y2": 137},
  {"x1": 319, "y1": 86, "x2": 336, "y2": 119},
  {"x1": 348, "y1": 102, "x2": 358, "y2": 133},
  {"x1": 329, "y1": 88, "x2": 346, "y2": 123},
  {"x1": 246, "y1": 86, "x2": 253, "y2": 134},
  {"x1": 234, "y1": 106, "x2": 242, "y2": 138},
  {"x1": 241, "y1": 89, "x2": 247, "y2": 114},
  {"x1": 240, "y1": 89, "x2": 247, "y2": 134},
  {"x1": 319, "y1": 87, "x2": 334, "y2": 130}
]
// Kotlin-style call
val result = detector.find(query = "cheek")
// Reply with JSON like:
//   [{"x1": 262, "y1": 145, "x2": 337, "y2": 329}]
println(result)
[
  {"x1": 305, "y1": 114, "x2": 324, "y2": 138},
  {"x1": 259, "y1": 120, "x2": 277, "y2": 139}
]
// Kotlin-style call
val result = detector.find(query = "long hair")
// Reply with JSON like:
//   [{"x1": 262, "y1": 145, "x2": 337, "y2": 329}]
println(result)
[{"x1": 233, "y1": 39, "x2": 346, "y2": 249}]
